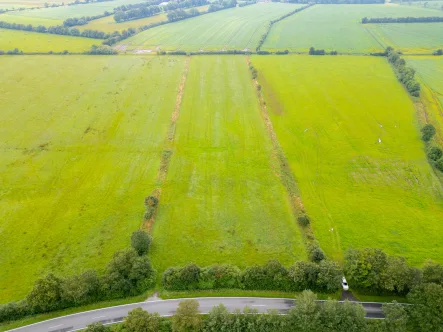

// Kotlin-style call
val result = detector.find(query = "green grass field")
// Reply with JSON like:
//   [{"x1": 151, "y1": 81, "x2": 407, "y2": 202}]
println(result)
[
  {"x1": 0, "y1": 13, "x2": 62, "y2": 26},
  {"x1": 123, "y1": 3, "x2": 303, "y2": 51},
  {"x1": 407, "y1": 57, "x2": 443, "y2": 144},
  {"x1": 251, "y1": 55, "x2": 443, "y2": 266},
  {"x1": 0, "y1": 28, "x2": 97, "y2": 52},
  {"x1": 263, "y1": 4, "x2": 443, "y2": 53},
  {"x1": 368, "y1": 23, "x2": 443, "y2": 54},
  {"x1": 150, "y1": 56, "x2": 306, "y2": 273},
  {"x1": 80, "y1": 5, "x2": 209, "y2": 33},
  {"x1": 0, "y1": 55, "x2": 185, "y2": 303}
]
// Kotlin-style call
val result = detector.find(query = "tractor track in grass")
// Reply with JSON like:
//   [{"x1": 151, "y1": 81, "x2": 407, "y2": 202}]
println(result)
[
  {"x1": 143, "y1": 56, "x2": 191, "y2": 232},
  {"x1": 246, "y1": 56, "x2": 320, "y2": 257}
]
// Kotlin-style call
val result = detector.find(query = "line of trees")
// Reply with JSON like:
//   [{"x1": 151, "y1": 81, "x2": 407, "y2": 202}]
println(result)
[
  {"x1": 0, "y1": 231, "x2": 154, "y2": 323},
  {"x1": 0, "y1": 48, "x2": 23, "y2": 55},
  {"x1": 63, "y1": 12, "x2": 112, "y2": 27},
  {"x1": 0, "y1": 21, "x2": 108, "y2": 39},
  {"x1": 167, "y1": 8, "x2": 201, "y2": 22},
  {"x1": 256, "y1": 4, "x2": 313, "y2": 51},
  {"x1": 421, "y1": 124, "x2": 443, "y2": 172},
  {"x1": 309, "y1": 47, "x2": 338, "y2": 55},
  {"x1": 102, "y1": 28, "x2": 137, "y2": 45},
  {"x1": 362, "y1": 16, "x2": 443, "y2": 24},
  {"x1": 387, "y1": 47, "x2": 420, "y2": 97},
  {"x1": 208, "y1": 0, "x2": 237, "y2": 12},
  {"x1": 113, "y1": 0, "x2": 207, "y2": 23},
  {"x1": 162, "y1": 259, "x2": 343, "y2": 293},
  {"x1": 86, "y1": 288, "x2": 443, "y2": 332},
  {"x1": 238, "y1": 1, "x2": 256, "y2": 7}
]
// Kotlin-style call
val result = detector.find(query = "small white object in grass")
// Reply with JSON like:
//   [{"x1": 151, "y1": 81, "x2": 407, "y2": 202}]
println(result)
[
  {"x1": 378, "y1": 138, "x2": 382, "y2": 143},
  {"x1": 304, "y1": 128, "x2": 308, "y2": 132},
  {"x1": 380, "y1": 124, "x2": 383, "y2": 128}
]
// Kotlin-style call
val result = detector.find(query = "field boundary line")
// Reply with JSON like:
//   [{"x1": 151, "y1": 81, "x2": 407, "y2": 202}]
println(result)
[
  {"x1": 245, "y1": 56, "x2": 321, "y2": 258},
  {"x1": 142, "y1": 56, "x2": 191, "y2": 232}
]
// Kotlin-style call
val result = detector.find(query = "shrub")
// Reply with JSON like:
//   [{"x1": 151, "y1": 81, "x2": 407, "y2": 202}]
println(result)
[
  {"x1": 26, "y1": 273, "x2": 64, "y2": 312},
  {"x1": 297, "y1": 214, "x2": 310, "y2": 226},
  {"x1": 131, "y1": 230, "x2": 152, "y2": 256},
  {"x1": 123, "y1": 307, "x2": 160, "y2": 332},
  {"x1": 84, "y1": 322, "x2": 110, "y2": 331},
  {"x1": 436, "y1": 159, "x2": 443, "y2": 172},
  {"x1": 428, "y1": 146, "x2": 443, "y2": 161},
  {"x1": 422, "y1": 124, "x2": 436, "y2": 142},
  {"x1": 198, "y1": 265, "x2": 241, "y2": 289},
  {"x1": 310, "y1": 247, "x2": 325, "y2": 263}
]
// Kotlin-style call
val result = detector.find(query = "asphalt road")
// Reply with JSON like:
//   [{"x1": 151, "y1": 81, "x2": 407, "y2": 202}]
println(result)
[{"x1": 8, "y1": 297, "x2": 384, "y2": 332}]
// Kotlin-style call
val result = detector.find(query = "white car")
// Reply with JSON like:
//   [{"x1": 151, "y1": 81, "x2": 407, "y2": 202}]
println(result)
[{"x1": 342, "y1": 277, "x2": 349, "y2": 291}]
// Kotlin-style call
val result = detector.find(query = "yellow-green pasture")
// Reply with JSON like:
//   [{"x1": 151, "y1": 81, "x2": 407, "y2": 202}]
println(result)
[
  {"x1": 0, "y1": 13, "x2": 62, "y2": 26},
  {"x1": 150, "y1": 56, "x2": 307, "y2": 273},
  {"x1": 0, "y1": 56, "x2": 185, "y2": 303},
  {"x1": 407, "y1": 56, "x2": 443, "y2": 145},
  {"x1": 252, "y1": 55, "x2": 443, "y2": 266},
  {"x1": 0, "y1": 28, "x2": 97, "y2": 52},
  {"x1": 263, "y1": 4, "x2": 443, "y2": 53}
]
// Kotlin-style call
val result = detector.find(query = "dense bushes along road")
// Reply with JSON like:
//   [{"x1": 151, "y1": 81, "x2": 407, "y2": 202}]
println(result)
[{"x1": 84, "y1": 288, "x2": 442, "y2": 332}]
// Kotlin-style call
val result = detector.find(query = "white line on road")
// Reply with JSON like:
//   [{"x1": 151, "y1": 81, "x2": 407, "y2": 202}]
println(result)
[
  {"x1": 93, "y1": 316, "x2": 107, "y2": 319},
  {"x1": 49, "y1": 324, "x2": 63, "y2": 329},
  {"x1": 251, "y1": 305, "x2": 266, "y2": 307}
]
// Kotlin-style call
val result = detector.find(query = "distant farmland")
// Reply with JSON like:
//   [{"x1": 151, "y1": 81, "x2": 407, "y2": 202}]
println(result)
[
  {"x1": 252, "y1": 55, "x2": 443, "y2": 265},
  {"x1": 150, "y1": 56, "x2": 306, "y2": 273},
  {"x1": 368, "y1": 23, "x2": 443, "y2": 54},
  {"x1": 407, "y1": 57, "x2": 443, "y2": 144},
  {"x1": 0, "y1": 28, "x2": 96, "y2": 52},
  {"x1": 0, "y1": 56, "x2": 185, "y2": 303},
  {"x1": 123, "y1": 3, "x2": 304, "y2": 51},
  {"x1": 262, "y1": 4, "x2": 443, "y2": 53}
]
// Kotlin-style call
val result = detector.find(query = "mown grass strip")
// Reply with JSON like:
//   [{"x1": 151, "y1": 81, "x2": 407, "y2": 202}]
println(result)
[
  {"x1": 246, "y1": 56, "x2": 320, "y2": 259},
  {"x1": 143, "y1": 56, "x2": 191, "y2": 232}
]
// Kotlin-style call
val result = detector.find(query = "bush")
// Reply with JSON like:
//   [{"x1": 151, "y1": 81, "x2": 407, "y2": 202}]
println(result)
[
  {"x1": 422, "y1": 124, "x2": 436, "y2": 142},
  {"x1": 297, "y1": 214, "x2": 310, "y2": 226},
  {"x1": 162, "y1": 264, "x2": 201, "y2": 291},
  {"x1": 310, "y1": 247, "x2": 325, "y2": 263},
  {"x1": 428, "y1": 146, "x2": 443, "y2": 161},
  {"x1": 131, "y1": 230, "x2": 152, "y2": 256},
  {"x1": 198, "y1": 265, "x2": 241, "y2": 289},
  {"x1": 436, "y1": 159, "x2": 443, "y2": 172},
  {"x1": 84, "y1": 322, "x2": 110, "y2": 331}
]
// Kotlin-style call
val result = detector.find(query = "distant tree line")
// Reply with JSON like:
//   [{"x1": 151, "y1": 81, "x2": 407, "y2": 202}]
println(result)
[
  {"x1": 102, "y1": 28, "x2": 137, "y2": 45},
  {"x1": 0, "y1": 48, "x2": 23, "y2": 55},
  {"x1": 87, "y1": 44, "x2": 118, "y2": 54},
  {"x1": 433, "y1": 49, "x2": 443, "y2": 55},
  {"x1": 167, "y1": 8, "x2": 201, "y2": 22},
  {"x1": 256, "y1": 4, "x2": 313, "y2": 52},
  {"x1": 208, "y1": 0, "x2": 237, "y2": 12},
  {"x1": 387, "y1": 47, "x2": 420, "y2": 96},
  {"x1": 162, "y1": 259, "x2": 343, "y2": 293},
  {"x1": 362, "y1": 16, "x2": 443, "y2": 23},
  {"x1": 0, "y1": 230, "x2": 154, "y2": 323},
  {"x1": 238, "y1": 1, "x2": 256, "y2": 7},
  {"x1": 309, "y1": 47, "x2": 338, "y2": 55},
  {"x1": 421, "y1": 123, "x2": 443, "y2": 172},
  {"x1": 0, "y1": 21, "x2": 108, "y2": 39},
  {"x1": 87, "y1": 286, "x2": 443, "y2": 332},
  {"x1": 63, "y1": 12, "x2": 112, "y2": 27},
  {"x1": 113, "y1": 0, "x2": 207, "y2": 23}
]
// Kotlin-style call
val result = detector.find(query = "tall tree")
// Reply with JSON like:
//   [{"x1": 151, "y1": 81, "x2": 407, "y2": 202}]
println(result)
[{"x1": 172, "y1": 300, "x2": 203, "y2": 332}]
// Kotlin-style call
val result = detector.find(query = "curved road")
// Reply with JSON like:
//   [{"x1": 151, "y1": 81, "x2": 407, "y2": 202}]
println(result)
[{"x1": 8, "y1": 297, "x2": 384, "y2": 332}]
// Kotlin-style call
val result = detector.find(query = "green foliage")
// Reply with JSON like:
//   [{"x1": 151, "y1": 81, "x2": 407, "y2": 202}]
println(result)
[
  {"x1": 407, "y1": 283, "x2": 443, "y2": 331},
  {"x1": 62, "y1": 270, "x2": 101, "y2": 306},
  {"x1": 310, "y1": 247, "x2": 325, "y2": 263},
  {"x1": 84, "y1": 322, "x2": 110, "y2": 332},
  {"x1": 198, "y1": 265, "x2": 241, "y2": 289},
  {"x1": 345, "y1": 248, "x2": 420, "y2": 295},
  {"x1": 382, "y1": 301, "x2": 408, "y2": 332},
  {"x1": 123, "y1": 307, "x2": 161, "y2": 332},
  {"x1": 388, "y1": 48, "x2": 421, "y2": 97},
  {"x1": 428, "y1": 146, "x2": 443, "y2": 161},
  {"x1": 287, "y1": 290, "x2": 322, "y2": 331},
  {"x1": 422, "y1": 261, "x2": 443, "y2": 285},
  {"x1": 26, "y1": 273, "x2": 63, "y2": 313},
  {"x1": 436, "y1": 159, "x2": 443, "y2": 172},
  {"x1": 297, "y1": 214, "x2": 310, "y2": 226},
  {"x1": 102, "y1": 249, "x2": 156, "y2": 297},
  {"x1": 131, "y1": 230, "x2": 152, "y2": 256},
  {"x1": 88, "y1": 45, "x2": 117, "y2": 54},
  {"x1": 288, "y1": 260, "x2": 342, "y2": 293},
  {"x1": 242, "y1": 260, "x2": 292, "y2": 291},
  {"x1": 172, "y1": 300, "x2": 203, "y2": 332},
  {"x1": 422, "y1": 124, "x2": 436, "y2": 142}
]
